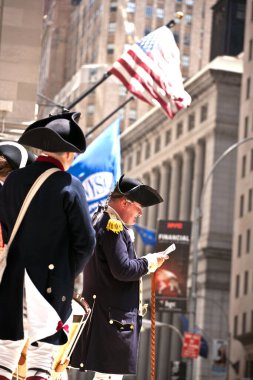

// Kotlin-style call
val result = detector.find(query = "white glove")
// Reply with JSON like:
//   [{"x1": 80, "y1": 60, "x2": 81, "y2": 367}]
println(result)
[
  {"x1": 144, "y1": 252, "x2": 166, "y2": 273},
  {"x1": 144, "y1": 244, "x2": 176, "y2": 273}
]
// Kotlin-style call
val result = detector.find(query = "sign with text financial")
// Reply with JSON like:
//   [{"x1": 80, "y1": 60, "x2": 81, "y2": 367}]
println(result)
[{"x1": 155, "y1": 220, "x2": 192, "y2": 313}]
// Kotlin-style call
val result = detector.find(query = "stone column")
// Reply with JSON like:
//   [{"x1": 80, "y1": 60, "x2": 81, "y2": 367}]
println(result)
[
  {"x1": 157, "y1": 161, "x2": 171, "y2": 221},
  {"x1": 135, "y1": 173, "x2": 150, "y2": 256},
  {"x1": 180, "y1": 148, "x2": 194, "y2": 221},
  {"x1": 191, "y1": 140, "x2": 205, "y2": 219},
  {"x1": 169, "y1": 155, "x2": 182, "y2": 220},
  {"x1": 147, "y1": 167, "x2": 160, "y2": 230}
]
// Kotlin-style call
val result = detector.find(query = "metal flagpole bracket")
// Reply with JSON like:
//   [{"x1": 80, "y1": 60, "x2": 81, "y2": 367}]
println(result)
[{"x1": 166, "y1": 12, "x2": 184, "y2": 29}]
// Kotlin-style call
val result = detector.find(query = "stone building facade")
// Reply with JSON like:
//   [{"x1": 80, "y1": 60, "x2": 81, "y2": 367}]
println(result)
[{"x1": 119, "y1": 56, "x2": 242, "y2": 380}]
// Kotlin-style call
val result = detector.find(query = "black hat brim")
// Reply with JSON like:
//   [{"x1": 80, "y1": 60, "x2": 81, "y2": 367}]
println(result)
[
  {"x1": 0, "y1": 142, "x2": 29, "y2": 169},
  {"x1": 18, "y1": 112, "x2": 86, "y2": 153},
  {"x1": 116, "y1": 175, "x2": 163, "y2": 207},
  {"x1": 126, "y1": 184, "x2": 163, "y2": 207}
]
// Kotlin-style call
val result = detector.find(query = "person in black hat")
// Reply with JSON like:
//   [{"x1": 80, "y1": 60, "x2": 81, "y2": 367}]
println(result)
[
  {"x1": 0, "y1": 141, "x2": 36, "y2": 188},
  {"x1": 0, "y1": 112, "x2": 96, "y2": 380},
  {"x1": 0, "y1": 141, "x2": 36, "y2": 255},
  {"x1": 71, "y1": 174, "x2": 168, "y2": 380}
]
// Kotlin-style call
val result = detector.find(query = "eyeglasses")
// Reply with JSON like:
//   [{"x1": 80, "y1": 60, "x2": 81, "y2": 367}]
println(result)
[{"x1": 126, "y1": 199, "x2": 143, "y2": 214}]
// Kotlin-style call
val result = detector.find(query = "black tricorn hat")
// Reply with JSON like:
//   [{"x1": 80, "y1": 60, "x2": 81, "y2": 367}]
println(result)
[
  {"x1": 0, "y1": 141, "x2": 36, "y2": 169},
  {"x1": 18, "y1": 112, "x2": 86, "y2": 153},
  {"x1": 113, "y1": 174, "x2": 163, "y2": 207}
]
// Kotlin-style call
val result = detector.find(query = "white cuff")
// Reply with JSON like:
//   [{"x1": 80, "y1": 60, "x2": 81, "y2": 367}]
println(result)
[{"x1": 144, "y1": 253, "x2": 159, "y2": 273}]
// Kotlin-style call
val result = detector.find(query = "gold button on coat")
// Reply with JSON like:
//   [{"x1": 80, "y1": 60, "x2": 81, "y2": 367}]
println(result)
[
  {"x1": 48, "y1": 264, "x2": 54, "y2": 270},
  {"x1": 46, "y1": 287, "x2": 52, "y2": 293},
  {"x1": 62, "y1": 296, "x2": 66, "y2": 302}
]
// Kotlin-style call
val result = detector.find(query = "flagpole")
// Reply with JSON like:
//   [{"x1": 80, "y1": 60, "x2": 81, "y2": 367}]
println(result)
[
  {"x1": 85, "y1": 96, "x2": 134, "y2": 138},
  {"x1": 65, "y1": 13, "x2": 184, "y2": 112},
  {"x1": 66, "y1": 72, "x2": 112, "y2": 110}
]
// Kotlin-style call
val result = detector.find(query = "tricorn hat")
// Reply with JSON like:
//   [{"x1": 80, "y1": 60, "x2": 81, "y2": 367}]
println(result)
[
  {"x1": 18, "y1": 112, "x2": 86, "y2": 153},
  {"x1": 113, "y1": 174, "x2": 163, "y2": 207},
  {"x1": 0, "y1": 141, "x2": 36, "y2": 169}
]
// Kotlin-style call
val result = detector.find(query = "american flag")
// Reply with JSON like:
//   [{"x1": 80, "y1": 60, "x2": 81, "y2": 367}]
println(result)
[{"x1": 109, "y1": 26, "x2": 191, "y2": 119}]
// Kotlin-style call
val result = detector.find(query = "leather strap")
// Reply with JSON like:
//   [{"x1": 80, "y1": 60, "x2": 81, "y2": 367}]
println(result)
[{"x1": 6, "y1": 168, "x2": 60, "y2": 250}]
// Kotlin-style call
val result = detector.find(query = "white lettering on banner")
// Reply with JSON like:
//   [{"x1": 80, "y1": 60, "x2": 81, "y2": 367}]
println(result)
[
  {"x1": 83, "y1": 172, "x2": 114, "y2": 201},
  {"x1": 158, "y1": 233, "x2": 190, "y2": 242}
]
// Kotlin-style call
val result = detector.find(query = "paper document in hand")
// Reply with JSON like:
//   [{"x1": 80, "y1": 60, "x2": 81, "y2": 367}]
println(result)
[{"x1": 163, "y1": 243, "x2": 176, "y2": 256}]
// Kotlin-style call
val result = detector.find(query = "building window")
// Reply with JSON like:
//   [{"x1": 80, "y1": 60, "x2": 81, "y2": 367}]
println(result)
[
  {"x1": 129, "y1": 109, "x2": 137, "y2": 121},
  {"x1": 242, "y1": 155, "x2": 246, "y2": 178},
  {"x1": 145, "y1": 142, "x2": 150, "y2": 159},
  {"x1": 252, "y1": 0, "x2": 253, "y2": 21},
  {"x1": 236, "y1": 3, "x2": 245, "y2": 20},
  {"x1": 251, "y1": 149, "x2": 253, "y2": 171},
  {"x1": 176, "y1": 122, "x2": 183, "y2": 138},
  {"x1": 119, "y1": 84, "x2": 127, "y2": 96},
  {"x1": 136, "y1": 150, "x2": 141, "y2": 165},
  {"x1": 107, "y1": 43, "x2": 115, "y2": 54},
  {"x1": 156, "y1": 8, "x2": 164, "y2": 18},
  {"x1": 110, "y1": 2, "x2": 117, "y2": 12},
  {"x1": 127, "y1": 156, "x2": 133, "y2": 170},
  {"x1": 173, "y1": 32, "x2": 179, "y2": 44},
  {"x1": 242, "y1": 312, "x2": 247, "y2": 334},
  {"x1": 87, "y1": 104, "x2": 95, "y2": 115},
  {"x1": 234, "y1": 315, "x2": 238, "y2": 337},
  {"x1": 244, "y1": 116, "x2": 249, "y2": 138},
  {"x1": 146, "y1": 6, "x2": 153, "y2": 17},
  {"x1": 185, "y1": 14, "x2": 192, "y2": 25},
  {"x1": 184, "y1": 33, "x2": 191, "y2": 46},
  {"x1": 144, "y1": 27, "x2": 152, "y2": 36},
  {"x1": 246, "y1": 360, "x2": 253, "y2": 378},
  {"x1": 251, "y1": 311, "x2": 253, "y2": 332},
  {"x1": 182, "y1": 55, "x2": 190, "y2": 67},
  {"x1": 186, "y1": 0, "x2": 194, "y2": 6},
  {"x1": 249, "y1": 188, "x2": 253, "y2": 212},
  {"x1": 108, "y1": 22, "x2": 116, "y2": 33},
  {"x1": 249, "y1": 39, "x2": 253, "y2": 61},
  {"x1": 237, "y1": 234, "x2": 242, "y2": 257},
  {"x1": 244, "y1": 271, "x2": 248, "y2": 295},
  {"x1": 127, "y1": 2, "x2": 136, "y2": 13},
  {"x1": 200, "y1": 104, "x2": 208, "y2": 122},
  {"x1": 246, "y1": 77, "x2": 251, "y2": 99},
  {"x1": 155, "y1": 136, "x2": 161, "y2": 153},
  {"x1": 239, "y1": 194, "x2": 244, "y2": 217},
  {"x1": 235, "y1": 274, "x2": 240, "y2": 298},
  {"x1": 187, "y1": 113, "x2": 195, "y2": 130},
  {"x1": 246, "y1": 229, "x2": 251, "y2": 253},
  {"x1": 165, "y1": 130, "x2": 171, "y2": 145}
]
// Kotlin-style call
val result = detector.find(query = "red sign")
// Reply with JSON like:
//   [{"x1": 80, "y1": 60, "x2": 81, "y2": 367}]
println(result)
[{"x1": 181, "y1": 332, "x2": 201, "y2": 358}]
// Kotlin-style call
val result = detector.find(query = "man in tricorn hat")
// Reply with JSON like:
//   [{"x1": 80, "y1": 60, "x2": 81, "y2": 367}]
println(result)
[
  {"x1": 0, "y1": 112, "x2": 96, "y2": 380},
  {"x1": 71, "y1": 174, "x2": 168, "y2": 380}
]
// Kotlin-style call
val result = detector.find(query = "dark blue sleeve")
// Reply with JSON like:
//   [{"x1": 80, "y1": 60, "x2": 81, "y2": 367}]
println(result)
[
  {"x1": 64, "y1": 177, "x2": 96, "y2": 276},
  {"x1": 99, "y1": 228, "x2": 148, "y2": 281}
]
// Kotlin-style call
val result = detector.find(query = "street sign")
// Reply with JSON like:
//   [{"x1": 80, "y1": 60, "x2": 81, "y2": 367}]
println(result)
[{"x1": 181, "y1": 332, "x2": 201, "y2": 358}]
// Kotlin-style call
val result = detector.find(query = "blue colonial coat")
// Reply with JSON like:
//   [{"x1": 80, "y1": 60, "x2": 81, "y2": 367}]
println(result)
[
  {"x1": 0, "y1": 159, "x2": 96, "y2": 345},
  {"x1": 71, "y1": 210, "x2": 149, "y2": 374}
]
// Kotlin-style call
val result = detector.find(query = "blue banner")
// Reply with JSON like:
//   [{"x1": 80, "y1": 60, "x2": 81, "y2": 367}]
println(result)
[
  {"x1": 134, "y1": 224, "x2": 157, "y2": 246},
  {"x1": 68, "y1": 118, "x2": 121, "y2": 214}
]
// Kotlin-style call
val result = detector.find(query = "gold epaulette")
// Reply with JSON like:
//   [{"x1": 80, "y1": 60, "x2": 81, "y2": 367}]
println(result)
[{"x1": 106, "y1": 214, "x2": 123, "y2": 234}]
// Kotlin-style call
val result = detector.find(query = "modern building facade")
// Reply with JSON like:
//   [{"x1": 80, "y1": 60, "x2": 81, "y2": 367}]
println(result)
[
  {"x1": 229, "y1": 0, "x2": 253, "y2": 378},
  {"x1": 210, "y1": 0, "x2": 246, "y2": 61},
  {"x1": 0, "y1": 0, "x2": 44, "y2": 141}
]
